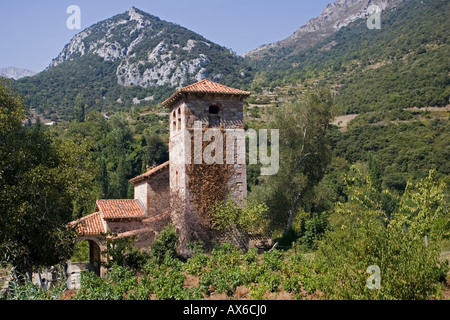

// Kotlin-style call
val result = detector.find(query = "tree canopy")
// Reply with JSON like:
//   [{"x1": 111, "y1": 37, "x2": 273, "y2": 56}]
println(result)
[{"x1": 0, "y1": 79, "x2": 97, "y2": 273}]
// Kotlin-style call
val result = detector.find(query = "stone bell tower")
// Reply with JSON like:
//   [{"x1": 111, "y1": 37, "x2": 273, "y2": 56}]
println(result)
[{"x1": 161, "y1": 79, "x2": 250, "y2": 246}]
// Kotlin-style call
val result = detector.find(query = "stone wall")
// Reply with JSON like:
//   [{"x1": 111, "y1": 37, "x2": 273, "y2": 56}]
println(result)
[
  {"x1": 146, "y1": 168, "x2": 170, "y2": 216},
  {"x1": 169, "y1": 94, "x2": 247, "y2": 203},
  {"x1": 168, "y1": 94, "x2": 248, "y2": 251},
  {"x1": 182, "y1": 95, "x2": 247, "y2": 203},
  {"x1": 134, "y1": 182, "x2": 148, "y2": 213},
  {"x1": 133, "y1": 167, "x2": 170, "y2": 216}
]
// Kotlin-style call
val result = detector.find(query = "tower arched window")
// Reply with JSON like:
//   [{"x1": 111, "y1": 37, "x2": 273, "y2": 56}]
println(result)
[
  {"x1": 172, "y1": 110, "x2": 176, "y2": 133},
  {"x1": 209, "y1": 105, "x2": 220, "y2": 127}
]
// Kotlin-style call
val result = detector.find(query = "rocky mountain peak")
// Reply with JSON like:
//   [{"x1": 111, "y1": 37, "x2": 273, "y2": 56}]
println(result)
[
  {"x1": 46, "y1": 7, "x2": 247, "y2": 90},
  {"x1": 245, "y1": 0, "x2": 406, "y2": 60},
  {"x1": 0, "y1": 67, "x2": 36, "y2": 80},
  {"x1": 19, "y1": 7, "x2": 250, "y2": 117},
  {"x1": 128, "y1": 6, "x2": 146, "y2": 25}
]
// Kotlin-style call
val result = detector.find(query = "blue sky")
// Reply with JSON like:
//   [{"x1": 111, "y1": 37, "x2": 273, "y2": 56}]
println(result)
[{"x1": 0, "y1": 0, "x2": 331, "y2": 72}]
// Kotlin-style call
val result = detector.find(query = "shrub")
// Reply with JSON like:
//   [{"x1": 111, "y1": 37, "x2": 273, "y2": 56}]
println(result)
[
  {"x1": 314, "y1": 169, "x2": 449, "y2": 299},
  {"x1": 152, "y1": 267, "x2": 186, "y2": 300},
  {"x1": 184, "y1": 253, "x2": 208, "y2": 275},
  {"x1": 207, "y1": 243, "x2": 242, "y2": 269},
  {"x1": 262, "y1": 249, "x2": 283, "y2": 271},
  {"x1": 6, "y1": 273, "x2": 65, "y2": 300},
  {"x1": 300, "y1": 213, "x2": 331, "y2": 250},
  {"x1": 244, "y1": 248, "x2": 259, "y2": 264},
  {"x1": 76, "y1": 264, "x2": 138, "y2": 300},
  {"x1": 249, "y1": 283, "x2": 271, "y2": 300},
  {"x1": 150, "y1": 224, "x2": 178, "y2": 264},
  {"x1": 125, "y1": 247, "x2": 150, "y2": 271},
  {"x1": 257, "y1": 272, "x2": 282, "y2": 293},
  {"x1": 273, "y1": 227, "x2": 298, "y2": 250},
  {"x1": 282, "y1": 274, "x2": 302, "y2": 293},
  {"x1": 199, "y1": 266, "x2": 243, "y2": 296},
  {"x1": 315, "y1": 213, "x2": 447, "y2": 299}
]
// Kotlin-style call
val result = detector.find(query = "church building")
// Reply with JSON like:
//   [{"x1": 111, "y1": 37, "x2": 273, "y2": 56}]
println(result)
[{"x1": 69, "y1": 79, "x2": 251, "y2": 276}]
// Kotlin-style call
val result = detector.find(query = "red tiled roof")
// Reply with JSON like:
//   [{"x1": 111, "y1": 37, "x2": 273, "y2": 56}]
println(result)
[
  {"x1": 129, "y1": 161, "x2": 170, "y2": 184},
  {"x1": 96, "y1": 199, "x2": 147, "y2": 220},
  {"x1": 71, "y1": 212, "x2": 106, "y2": 236},
  {"x1": 162, "y1": 79, "x2": 251, "y2": 108},
  {"x1": 115, "y1": 227, "x2": 155, "y2": 239},
  {"x1": 181, "y1": 79, "x2": 251, "y2": 95},
  {"x1": 116, "y1": 211, "x2": 171, "y2": 238},
  {"x1": 142, "y1": 210, "x2": 171, "y2": 224}
]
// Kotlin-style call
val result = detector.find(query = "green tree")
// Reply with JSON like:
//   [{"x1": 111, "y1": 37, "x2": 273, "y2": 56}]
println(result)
[
  {"x1": 98, "y1": 157, "x2": 109, "y2": 198},
  {"x1": 254, "y1": 88, "x2": 335, "y2": 238},
  {"x1": 150, "y1": 224, "x2": 179, "y2": 264},
  {"x1": 74, "y1": 93, "x2": 85, "y2": 123},
  {"x1": 141, "y1": 130, "x2": 169, "y2": 170},
  {"x1": 0, "y1": 80, "x2": 97, "y2": 274},
  {"x1": 316, "y1": 168, "x2": 449, "y2": 299},
  {"x1": 109, "y1": 155, "x2": 131, "y2": 199},
  {"x1": 211, "y1": 198, "x2": 269, "y2": 250}
]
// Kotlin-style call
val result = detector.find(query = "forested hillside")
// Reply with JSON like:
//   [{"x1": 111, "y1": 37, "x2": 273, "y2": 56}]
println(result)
[
  {"x1": 248, "y1": 0, "x2": 450, "y2": 114},
  {"x1": 244, "y1": 0, "x2": 449, "y2": 199}
]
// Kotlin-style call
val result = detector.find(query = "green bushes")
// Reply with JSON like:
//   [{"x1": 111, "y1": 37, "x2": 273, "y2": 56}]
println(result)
[
  {"x1": 76, "y1": 264, "x2": 139, "y2": 300},
  {"x1": 67, "y1": 169, "x2": 450, "y2": 301},
  {"x1": 315, "y1": 212, "x2": 448, "y2": 300},
  {"x1": 150, "y1": 224, "x2": 178, "y2": 264},
  {"x1": 73, "y1": 237, "x2": 447, "y2": 300},
  {"x1": 301, "y1": 213, "x2": 332, "y2": 250},
  {"x1": 7, "y1": 168, "x2": 447, "y2": 301},
  {"x1": 6, "y1": 274, "x2": 66, "y2": 300},
  {"x1": 314, "y1": 168, "x2": 449, "y2": 300}
]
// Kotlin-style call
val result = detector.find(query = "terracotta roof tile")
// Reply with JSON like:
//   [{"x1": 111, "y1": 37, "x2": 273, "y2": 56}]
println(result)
[
  {"x1": 115, "y1": 227, "x2": 155, "y2": 239},
  {"x1": 129, "y1": 161, "x2": 169, "y2": 184},
  {"x1": 96, "y1": 199, "x2": 147, "y2": 220},
  {"x1": 181, "y1": 79, "x2": 251, "y2": 95},
  {"x1": 71, "y1": 212, "x2": 106, "y2": 236},
  {"x1": 162, "y1": 79, "x2": 250, "y2": 108},
  {"x1": 142, "y1": 210, "x2": 171, "y2": 223}
]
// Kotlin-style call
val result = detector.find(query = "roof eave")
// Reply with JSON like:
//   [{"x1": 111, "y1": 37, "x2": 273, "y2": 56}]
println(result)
[
  {"x1": 162, "y1": 91, "x2": 251, "y2": 109},
  {"x1": 129, "y1": 161, "x2": 170, "y2": 184}
]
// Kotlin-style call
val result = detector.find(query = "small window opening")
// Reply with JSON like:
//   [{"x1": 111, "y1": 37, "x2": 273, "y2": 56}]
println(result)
[
  {"x1": 209, "y1": 106, "x2": 219, "y2": 114},
  {"x1": 209, "y1": 106, "x2": 220, "y2": 127}
]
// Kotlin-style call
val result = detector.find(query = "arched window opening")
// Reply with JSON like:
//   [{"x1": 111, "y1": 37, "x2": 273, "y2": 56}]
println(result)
[
  {"x1": 209, "y1": 106, "x2": 219, "y2": 114},
  {"x1": 177, "y1": 107, "x2": 182, "y2": 131},
  {"x1": 209, "y1": 105, "x2": 220, "y2": 127}
]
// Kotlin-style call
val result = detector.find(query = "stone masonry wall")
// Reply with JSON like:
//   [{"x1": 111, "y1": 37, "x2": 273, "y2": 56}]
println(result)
[
  {"x1": 168, "y1": 94, "x2": 248, "y2": 251},
  {"x1": 146, "y1": 167, "x2": 170, "y2": 216},
  {"x1": 169, "y1": 94, "x2": 247, "y2": 205}
]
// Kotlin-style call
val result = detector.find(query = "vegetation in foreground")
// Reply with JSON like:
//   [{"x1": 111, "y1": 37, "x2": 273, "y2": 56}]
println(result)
[{"x1": 2, "y1": 168, "x2": 448, "y2": 300}]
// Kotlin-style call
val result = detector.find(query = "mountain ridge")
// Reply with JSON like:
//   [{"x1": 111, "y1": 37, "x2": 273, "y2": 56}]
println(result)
[
  {"x1": 0, "y1": 67, "x2": 36, "y2": 80},
  {"x1": 47, "y1": 7, "x2": 246, "y2": 87},
  {"x1": 244, "y1": 0, "x2": 405, "y2": 62},
  {"x1": 248, "y1": 0, "x2": 450, "y2": 115},
  {"x1": 15, "y1": 6, "x2": 252, "y2": 120}
]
